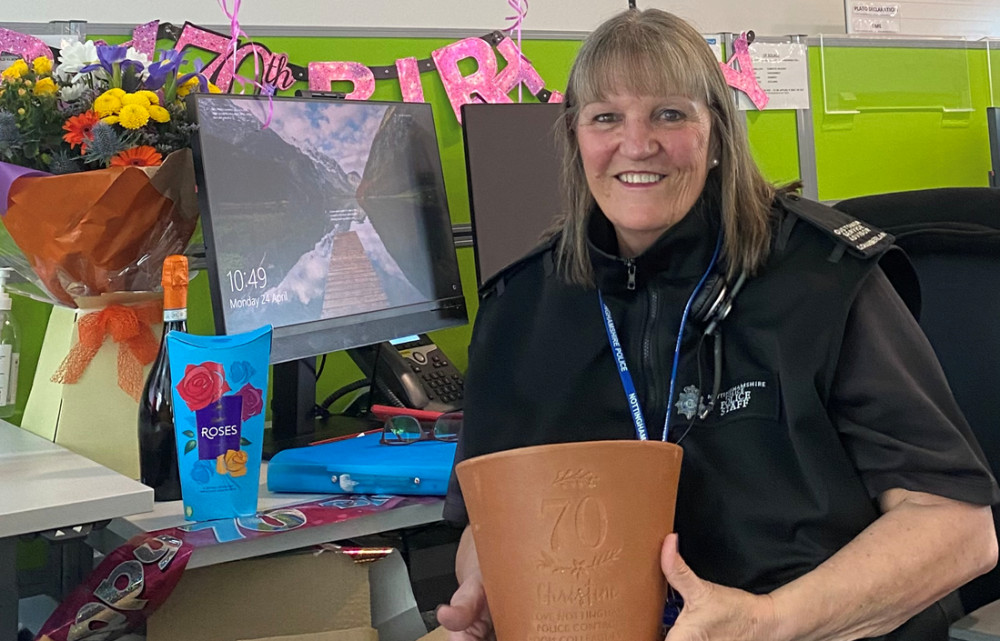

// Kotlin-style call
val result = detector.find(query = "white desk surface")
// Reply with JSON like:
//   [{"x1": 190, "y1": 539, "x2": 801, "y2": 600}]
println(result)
[
  {"x1": 104, "y1": 461, "x2": 445, "y2": 569},
  {"x1": 0, "y1": 421, "x2": 153, "y2": 539}
]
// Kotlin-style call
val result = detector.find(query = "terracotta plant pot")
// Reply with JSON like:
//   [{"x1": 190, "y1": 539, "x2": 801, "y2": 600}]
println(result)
[{"x1": 456, "y1": 440, "x2": 683, "y2": 641}]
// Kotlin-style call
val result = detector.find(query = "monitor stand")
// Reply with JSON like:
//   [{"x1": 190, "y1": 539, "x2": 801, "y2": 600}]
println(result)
[{"x1": 263, "y1": 357, "x2": 377, "y2": 458}]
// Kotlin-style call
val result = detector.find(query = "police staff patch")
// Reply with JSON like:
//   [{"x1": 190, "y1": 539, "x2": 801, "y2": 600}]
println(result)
[
  {"x1": 675, "y1": 374, "x2": 780, "y2": 426},
  {"x1": 718, "y1": 380, "x2": 767, "y2": 417}
]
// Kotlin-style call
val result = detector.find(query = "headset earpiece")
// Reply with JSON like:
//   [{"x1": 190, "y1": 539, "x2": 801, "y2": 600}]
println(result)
[{"x1": 690, "y1": 271, "x2": 748, "y2": 335}]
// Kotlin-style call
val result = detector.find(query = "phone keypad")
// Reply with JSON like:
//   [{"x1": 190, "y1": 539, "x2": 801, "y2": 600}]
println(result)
[{"x1": 408, "y1": 356, "x2": 464, "y2": 406}]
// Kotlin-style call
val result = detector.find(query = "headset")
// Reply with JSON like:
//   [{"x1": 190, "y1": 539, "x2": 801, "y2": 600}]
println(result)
[
  {"x1": 691, "y1": 270, "x2": 748, "y2": 337},
  {"x1": 688, "y1": 270, "x2": 747, "y2": 420},
  {"x1": 665, "y1": 230, "x2": 749, "y2": 438}
]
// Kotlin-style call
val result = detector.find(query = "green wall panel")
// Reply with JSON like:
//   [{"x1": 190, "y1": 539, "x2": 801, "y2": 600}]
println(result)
[
  {"x1": 811, "y1": 46, "x2": 994, "y2": 200},
  {"x1": 746, "y1": 109, "x2": 801, "y2": 185}
]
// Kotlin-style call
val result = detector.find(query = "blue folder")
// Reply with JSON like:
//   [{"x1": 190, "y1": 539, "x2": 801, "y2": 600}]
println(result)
[{"x1": 267, "y1": 432, "x2": 458, "y2": 496}]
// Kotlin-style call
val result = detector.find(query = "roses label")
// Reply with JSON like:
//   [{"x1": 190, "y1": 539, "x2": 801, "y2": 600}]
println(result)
[{"x1": 178, "y1": 360, "x2": 263, "y2": 461}]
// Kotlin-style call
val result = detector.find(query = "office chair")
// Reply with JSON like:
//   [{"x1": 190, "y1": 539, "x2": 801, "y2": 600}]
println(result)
[{"x1": 834, "y1": 187, "x2": 1000, "y2": 635}]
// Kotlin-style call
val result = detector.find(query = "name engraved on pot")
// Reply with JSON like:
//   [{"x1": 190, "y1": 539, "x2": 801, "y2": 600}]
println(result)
[{"x1": 533, "y1": 467, "x2": 621, "y2": 641}]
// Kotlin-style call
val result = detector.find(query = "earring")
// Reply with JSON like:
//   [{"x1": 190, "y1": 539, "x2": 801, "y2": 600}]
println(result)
[{"x1": 711, "y1": 158, "x2": 720, "y2": 167}]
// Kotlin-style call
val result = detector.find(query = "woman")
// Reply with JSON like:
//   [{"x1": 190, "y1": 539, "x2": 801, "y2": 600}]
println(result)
[{"x1": 438, "y1": 8, "x2": 998, "y2": 641}]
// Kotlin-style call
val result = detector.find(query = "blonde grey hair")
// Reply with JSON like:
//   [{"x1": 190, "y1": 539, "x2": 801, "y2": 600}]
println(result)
[{"x1": 549, "y1": 8, "x2": 775, "y2": 285}]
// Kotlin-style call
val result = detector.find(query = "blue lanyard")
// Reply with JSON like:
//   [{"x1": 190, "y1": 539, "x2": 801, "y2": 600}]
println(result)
[
  {"x1": 598, "y1": 293, "x2": 649, "y2": 440},
  {"x1": 598, "y1": 231, "x2": 723, "y2": 442}
]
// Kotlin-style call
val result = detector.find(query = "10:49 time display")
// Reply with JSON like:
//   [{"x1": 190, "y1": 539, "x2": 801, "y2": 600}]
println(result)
[{"x1": 225, "y1": 267, "x2": 268, "y2": 293}]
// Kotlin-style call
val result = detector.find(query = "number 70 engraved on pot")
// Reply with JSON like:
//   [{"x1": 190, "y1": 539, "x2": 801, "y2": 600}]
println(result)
[{"x1": 541, "y1": 496, "x2": 609, "y2": 552}]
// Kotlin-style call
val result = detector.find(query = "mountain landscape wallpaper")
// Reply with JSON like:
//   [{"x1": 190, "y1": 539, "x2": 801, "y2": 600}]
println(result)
[{"x1": 193, "y1": 96, "x2": 460, "y2": 334}]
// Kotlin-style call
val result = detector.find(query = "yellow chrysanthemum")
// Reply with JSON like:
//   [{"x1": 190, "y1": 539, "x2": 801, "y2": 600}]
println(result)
[
  {"x1": 93, "y1": 93, "x2": 122, "y2": 117},
  {"x1": 32, "y1": 77, "x2": 57, "y2": 96},
  {"x1": 118, "y1": 104, "x2": 150, "y2": 130},
  {"x1": 2, "y1": 59, "x2": 28, "y2": 80},
  {"x1": 136, "y1": 90, "x2": 160, "y2": 105},
  {"x1": 106, "y1": 88, "x2": 126, "y2": 99},
  {"x1": 120, "y1": 92, "x2": 151, "y2": 108},
  {"x1": 31, "y1": 56, "x2": 52, "y2": 75},
  {"x1": 22, "y1": 79, "x2": 32, "y2": 87},
  {"x1": 147, "y1": 104, "x2": 171, "y2": 123},
  {"x1": 176, "y1": 77, "x2": 200, "y2": 98},
  {"x1": 16, "y1": 88, "x2": 26, "y2": 96},
  {"x1": 16, "y1": 107, "x2": 24, "y2": 115},
  {"x1": 102, "y1": 115, "x2": 120, "y2": 125}
]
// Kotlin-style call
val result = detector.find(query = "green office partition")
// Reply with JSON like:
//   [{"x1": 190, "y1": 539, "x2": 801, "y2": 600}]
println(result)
[
  {"x1": 746, "y1": 109, "x2": 802, "y2": 186},
  {"x1": 810, "y1": 42, "x2": 994, "y2": 200}
]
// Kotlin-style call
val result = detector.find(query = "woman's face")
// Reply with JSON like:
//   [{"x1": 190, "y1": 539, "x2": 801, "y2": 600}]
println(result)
[{"x1": 576, "y1": 91, "x2": 714, "y2": 258}]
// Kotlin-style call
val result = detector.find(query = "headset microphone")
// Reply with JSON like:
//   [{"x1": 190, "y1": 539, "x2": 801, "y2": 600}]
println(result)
[{"x1": 689, "y1": 270, "x2": 748, "y2": 421}]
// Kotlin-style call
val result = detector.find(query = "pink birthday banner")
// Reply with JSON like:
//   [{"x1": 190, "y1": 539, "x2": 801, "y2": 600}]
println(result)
[
  {"x1": 1, "y1": 21, "x2": 774, "y2": 122},
  {"x1": 0, "y1": 21, "x2": 564, "y2": 124},
  {"x1": 35, "y1": 494, "x2": 440, "y2": 641}
]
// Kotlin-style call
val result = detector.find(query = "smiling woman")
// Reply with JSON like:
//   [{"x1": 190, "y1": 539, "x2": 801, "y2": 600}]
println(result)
[
  {"x1": 552, "y1": 8, "x2": 774, "y2": 286},
  {"x1": 575, "y1": 93, "x2": 714, "y2": 257},
  {"x1": 437, "y1": 7, "x2": 1000, "y2": 641}
]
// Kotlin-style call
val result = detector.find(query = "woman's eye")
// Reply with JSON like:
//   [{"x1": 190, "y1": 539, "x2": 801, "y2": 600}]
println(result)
[{"x1": 656, "y1": 109, "x2": 684, "y2": 122}]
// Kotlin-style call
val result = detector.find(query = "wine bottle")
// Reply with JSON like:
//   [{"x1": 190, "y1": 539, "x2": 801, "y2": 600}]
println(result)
[{"x1": 138, "y1": 254, "x2": 189, "y2": 501}]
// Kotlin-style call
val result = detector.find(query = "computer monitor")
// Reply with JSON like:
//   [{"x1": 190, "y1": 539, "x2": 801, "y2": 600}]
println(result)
[
  {"x1": 188, "y1": 93, "x2": 468, "y2": 447},
  {"x1": 461, "y1": 102, "x2": 566, "y2": 287}
]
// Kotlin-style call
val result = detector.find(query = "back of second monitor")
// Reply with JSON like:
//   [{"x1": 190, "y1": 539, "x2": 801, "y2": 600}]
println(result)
[{"x1": 462, "y1": 102, "x2": 566, "y2": 288}]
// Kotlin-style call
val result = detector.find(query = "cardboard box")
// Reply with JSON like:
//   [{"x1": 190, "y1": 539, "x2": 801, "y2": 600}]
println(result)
[{"x1": 147, "y1": 548, "x2": 427, "y2": 641}]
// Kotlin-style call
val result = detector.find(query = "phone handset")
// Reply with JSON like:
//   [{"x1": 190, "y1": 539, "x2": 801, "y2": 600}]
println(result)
[
  {"x1": 349, "y1": 334, "x2": 465, "y2": 413},
  {"x1": 373, "y1": 348, "x2": 430, "y2": 409}
]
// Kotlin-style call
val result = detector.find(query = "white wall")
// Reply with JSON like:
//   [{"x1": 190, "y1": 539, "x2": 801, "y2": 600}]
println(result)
[
  {"x1": 11, "y1": 0, "x2": 997, "y2": 40},
  {"x1": 9, "y1": 0, "x2": 849, "y2": 37}
]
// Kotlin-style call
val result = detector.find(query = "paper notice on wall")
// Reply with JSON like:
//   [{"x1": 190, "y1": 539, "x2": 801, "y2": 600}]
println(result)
[
  {"x1": 847, "y1": 1, "x2": 901, "y2": 33},
  {"x1": 736, "y1": 42, "x2": 810, "y2": 111},
  {"x1": 704, "y1": 34, "x2": 724, "y2": 62}
]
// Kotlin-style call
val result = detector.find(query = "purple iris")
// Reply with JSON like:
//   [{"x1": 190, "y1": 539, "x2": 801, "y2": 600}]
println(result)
[
  {"x1": 177, "y1": 58, "x2": 209, "y2": 93},
  {"x1": 79, "y1": 44, "x2": 144, "y2": 76},
  {"x1": 145, "y1": 49, "x2": 183, "y2": 91}
]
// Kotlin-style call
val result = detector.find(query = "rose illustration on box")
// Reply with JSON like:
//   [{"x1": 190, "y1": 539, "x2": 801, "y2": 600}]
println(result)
[{"x1": 175, "y1": 360, "x2": 262, "y2": 477}]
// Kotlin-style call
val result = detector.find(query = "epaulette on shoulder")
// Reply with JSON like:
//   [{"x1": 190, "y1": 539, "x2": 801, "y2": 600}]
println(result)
[
  {"x1": 479, "y1": 235, "x2": 559, "y2": 299},
  {"x1": 775, "y1": 192, "x2": 896, "y2": 261}
]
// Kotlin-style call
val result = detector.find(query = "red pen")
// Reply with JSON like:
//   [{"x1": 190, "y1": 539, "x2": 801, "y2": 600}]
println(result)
[{"x1": 369, "y1": 404, "x2": 446, "y2": 423}]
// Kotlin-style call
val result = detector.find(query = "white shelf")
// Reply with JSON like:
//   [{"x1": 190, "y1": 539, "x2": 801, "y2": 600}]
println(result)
[{"x1": 102, "y1": 462, "x2": 445, "y2": 569}]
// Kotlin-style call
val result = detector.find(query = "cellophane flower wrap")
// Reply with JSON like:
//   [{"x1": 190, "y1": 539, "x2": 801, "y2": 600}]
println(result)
[{"x1": 0, "y1": 41, "x2": 216, "y2": 306}]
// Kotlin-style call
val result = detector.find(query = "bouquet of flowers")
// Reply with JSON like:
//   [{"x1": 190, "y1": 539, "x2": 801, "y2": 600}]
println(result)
[{"x1": 0, "y1": 40, "x2": 212, "y2": 306}]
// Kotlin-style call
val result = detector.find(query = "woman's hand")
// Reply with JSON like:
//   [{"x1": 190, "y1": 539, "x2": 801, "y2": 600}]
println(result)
[
  {"x1": 661, "y1": 533, "x2": 777, "y2": 641},
  {"x1": 437, "y1": 525, "x2": 495, "y2": 641},
  {"x1": 436, "y1": 570, "x2": 494, "y2": 641}
]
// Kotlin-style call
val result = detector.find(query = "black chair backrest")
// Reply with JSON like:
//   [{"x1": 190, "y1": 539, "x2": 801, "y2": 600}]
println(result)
[{"x1": 836, "y1": 187, "x2": 1000, "y2": 614}]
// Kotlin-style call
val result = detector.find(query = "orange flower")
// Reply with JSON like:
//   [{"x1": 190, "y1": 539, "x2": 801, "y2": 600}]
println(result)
[
  {"x1": 110, "y1": 146, "x2": 163, "y2": 168},
  {"x1": 61, "y1": 110, "x2": 102, "y2": 152}
]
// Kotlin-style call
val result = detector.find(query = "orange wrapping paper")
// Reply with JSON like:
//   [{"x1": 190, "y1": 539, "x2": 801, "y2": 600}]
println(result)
[{"x1": 2, "y1": 149, "x2": 198, "y2": 306}]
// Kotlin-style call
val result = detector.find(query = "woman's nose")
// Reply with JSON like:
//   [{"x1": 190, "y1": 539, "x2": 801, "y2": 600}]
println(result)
[{"x1": 619, "y1": 119, "x2": 658, "y2": 158}]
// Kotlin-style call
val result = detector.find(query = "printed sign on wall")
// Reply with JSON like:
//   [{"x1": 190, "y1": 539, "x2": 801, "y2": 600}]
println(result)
[
  {"x1": 847, "y1": 2, "x2": 902, "y2": 34},
  {"x1": 736, "y1": 42, "x2": 810, "y2": 111}
]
